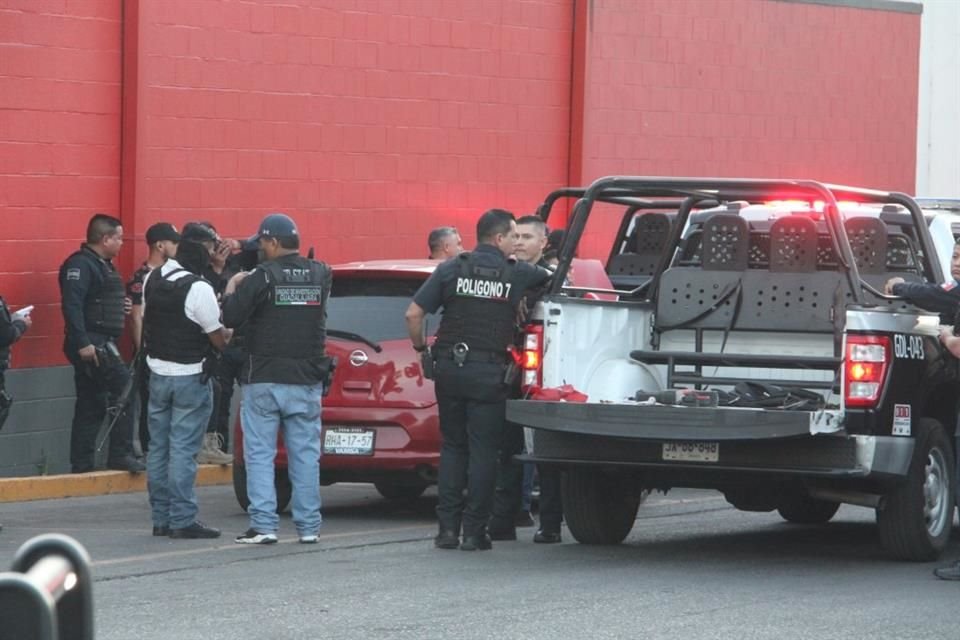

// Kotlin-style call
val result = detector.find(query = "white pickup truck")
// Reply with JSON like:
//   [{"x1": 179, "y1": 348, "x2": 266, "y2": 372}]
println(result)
[{"x1": 509, "y1": 178, "x2": 960, "y2": 561}]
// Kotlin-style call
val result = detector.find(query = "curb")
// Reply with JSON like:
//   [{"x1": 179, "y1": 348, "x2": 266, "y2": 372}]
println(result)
[{"x1": 0, "y1": 464, "x2": 233, "y2": 503}]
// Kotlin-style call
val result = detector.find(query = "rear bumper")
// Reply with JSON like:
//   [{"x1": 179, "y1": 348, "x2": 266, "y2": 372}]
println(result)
[
  {"x1": 233, "y1": 406, "x2": 440, "y2": 481},
  {"x1": 507, "y1": 400, "x2": 913, "y2": 479},
  {"x1": 506, "y1": 400, "x2": 842, "y2": 439}
]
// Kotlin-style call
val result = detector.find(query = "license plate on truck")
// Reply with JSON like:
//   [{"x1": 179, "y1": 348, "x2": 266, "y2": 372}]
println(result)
[
  {"x1": 662, "y1": 441, "x2": 719, "y2": 462},
  {"x1": 323, "y1": 428, "x2": 375, "y2": 455}
]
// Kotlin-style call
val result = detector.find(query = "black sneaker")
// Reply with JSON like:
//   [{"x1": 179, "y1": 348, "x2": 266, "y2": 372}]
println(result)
[
  {"x1": 460, "y1": 534, "x2": 492, "y2": 551},
  {"x1": 169, "y1": 521, "x2": 221, "y2": 539},
  {"x1": 107, "y1": 455, "x2": 146, "y2": 473},
  {"x1": 152, "y1": 525, "x2": 171, "y2": 537},
  {"x1": 434, "y1": 530, "x2": 460, "y2": 550},
  {"x1": 235, "y1": 528, "x2": 278, "y2": 544}
]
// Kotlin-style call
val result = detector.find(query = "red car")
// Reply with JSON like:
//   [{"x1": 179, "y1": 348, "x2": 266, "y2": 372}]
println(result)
[{"x1": 232, "y1": 259, "x2": 440, "y2": 511}]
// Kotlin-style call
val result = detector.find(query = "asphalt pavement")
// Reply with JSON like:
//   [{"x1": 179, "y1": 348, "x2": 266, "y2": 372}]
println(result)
[{"x1": 1, "y1": 485, "x2": 958, "y2": 640}]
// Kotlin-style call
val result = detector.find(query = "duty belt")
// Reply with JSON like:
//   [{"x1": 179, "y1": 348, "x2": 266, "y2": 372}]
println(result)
[{"x1": 434, "y1": 344, "x2": 508, "y2": 366}]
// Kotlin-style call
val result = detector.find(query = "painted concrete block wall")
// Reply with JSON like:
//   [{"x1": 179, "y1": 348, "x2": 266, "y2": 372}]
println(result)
[
  {"x1": 132, "y1": 0, "x2": 575, "y2": 267},
  {"x1": 0, "y1": 0, "x2": 926, "y2": 476},
  {"x1": 0, "y1": 0, "x2": 123, "y2": 369},
  {"x1": 574, "y1": 0, "x2": 922, "y2": 257}
]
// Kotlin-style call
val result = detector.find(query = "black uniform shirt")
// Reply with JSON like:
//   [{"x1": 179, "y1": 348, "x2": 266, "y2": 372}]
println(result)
[
  {"x1": 58, "y1": 245, "x2": 118, "y2": 352},
  {"x1": 413, "y1": 244, "x2": 551, "y2": 315},
  {"x1": 891, "y1": 279, "x2": 960, "y2": 324}
]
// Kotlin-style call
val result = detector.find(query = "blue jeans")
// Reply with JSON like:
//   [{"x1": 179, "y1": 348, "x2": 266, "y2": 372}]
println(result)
[
  {"x1": 241, "y1": 383, "x2": 323, "y2": 536},
  {"x1": 146, "y1": 372, "x2": 213, "y2": 529}
]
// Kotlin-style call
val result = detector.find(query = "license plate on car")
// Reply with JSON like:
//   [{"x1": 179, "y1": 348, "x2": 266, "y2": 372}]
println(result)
[
  {"x1": 323, "y1": 428, "x2": 375, "y2": 456},
  {"x1": 662, "y1": 441, "x2": 719, "y2": 463}
]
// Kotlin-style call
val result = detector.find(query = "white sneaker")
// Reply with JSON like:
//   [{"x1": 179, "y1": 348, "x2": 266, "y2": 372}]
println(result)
[
  {"x1": 235, "y1": 529, "x2": 278, "y2": 544},
  {"x1": 197, "y1": 433, "x2": 233, "y2": 465},
  {"x1": 299, "y1": 534, "x2": 319, "y2": 544}
]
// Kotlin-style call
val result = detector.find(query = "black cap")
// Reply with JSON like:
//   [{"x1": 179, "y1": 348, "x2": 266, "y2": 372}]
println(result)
[
  {"x1": 145, "y1": 222, "x2": 181, "y2": 245},
  {"x1": 257, "y1": 213, "x2": 298, "y2": 238},
  {"x1": 247, "y1": 213, "x2": 298, "y2": 246},
  {"x1": 181, "y1": 222, "x2": 219, "y2": 244}
]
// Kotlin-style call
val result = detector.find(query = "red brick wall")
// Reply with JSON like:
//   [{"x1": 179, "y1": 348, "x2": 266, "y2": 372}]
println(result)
[
  {"x1": 0, "y1": 0, "x2": 923, "y2": 368},
  {"x1": 0, "y1": 0, "x2": 122, "y2": 367},
  {"x1": 574, "y1": 0, "x2": 921, "y2": 258},
  {"x1": 133, "y1": 0, "x2": 574, "y2": 264}
]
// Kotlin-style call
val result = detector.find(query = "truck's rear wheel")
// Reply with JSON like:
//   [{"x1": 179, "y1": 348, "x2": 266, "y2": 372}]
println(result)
[
  {"x1": 562, "y1": 468, "x2": 642, "y2": 545},
  {"x1": 776, "y1": 492, "x2": 840, "y2": 524},
  {"x1": 877, "y1": 418, "x2": 955, "y2": 561}
]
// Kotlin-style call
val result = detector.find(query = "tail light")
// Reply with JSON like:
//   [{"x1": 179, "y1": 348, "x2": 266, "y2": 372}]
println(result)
[
  {"x1": 844, "y1": 335, "x2": 890, "y2": 407},
  {"x1": 520, "y1": 323, "x2": 544, "y2": 391}
]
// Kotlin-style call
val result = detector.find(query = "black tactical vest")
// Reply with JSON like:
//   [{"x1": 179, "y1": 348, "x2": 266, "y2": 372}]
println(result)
[
  {"x1": 434, "y1": 252, "x2": 517, "y2": 352},
  {"x1": 71, "y1": 249, "x2": 126, "y2": 338},
  {"x1": 143, "y1": 269, "x2": 210, "y2": 364},
  {"x1": 247, "y1": 257, "x2": 328, "y2": 361}
]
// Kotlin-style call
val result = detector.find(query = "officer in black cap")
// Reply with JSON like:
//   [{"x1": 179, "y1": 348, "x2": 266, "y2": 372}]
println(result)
[
  {"x1": 405, "y1": 209, "x2": 551, "y2": 551},
  {"x1": 58, "y1": 213, "x2": 144, "y2": 473},
  {"x1": 223, "y1": 213, "x2": 332, "y2": 545}
]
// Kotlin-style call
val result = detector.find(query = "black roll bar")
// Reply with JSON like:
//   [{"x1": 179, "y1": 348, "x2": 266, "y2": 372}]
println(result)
[{"x1": 549, "y1": 177, "x2": 931, "y2": 300}]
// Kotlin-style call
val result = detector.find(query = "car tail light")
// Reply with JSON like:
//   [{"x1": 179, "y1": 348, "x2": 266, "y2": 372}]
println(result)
[
  {"x1": 521, "y1": 323, "x2": 544, "y2": 391},
  {"x1": 844, "y1": 335, "x2": 890, "y2": 407}
]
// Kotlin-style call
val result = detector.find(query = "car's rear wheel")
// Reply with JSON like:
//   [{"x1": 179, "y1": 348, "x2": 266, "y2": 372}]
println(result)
[
  {"x1": 562, "y1": 468, "x2": 642, "y2": 545},
  {"x1": 877, "y1": 418, "x2": 955, "y2": 561},
  {"x1": 776, "y1": 492, "x2": 840, "y2": 524},
  {"x1": 374, "y1": 480, "x2": 428, "y2": 501},
  {"x1": 232, "y1": 463, "x2": 293, "y2": 514}
]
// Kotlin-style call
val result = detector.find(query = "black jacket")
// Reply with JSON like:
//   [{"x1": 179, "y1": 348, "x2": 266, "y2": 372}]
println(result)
[{"x1": 891, "y1": 279, "x2": 960, "y2": 324}]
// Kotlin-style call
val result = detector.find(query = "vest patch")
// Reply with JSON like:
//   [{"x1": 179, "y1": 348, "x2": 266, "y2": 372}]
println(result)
[
  {"x1": 275, "y1": 285, "x2": 324, "y2": 306},
  {"x1": 455, "y1": 277, "x2": 511, "y2": 300}
]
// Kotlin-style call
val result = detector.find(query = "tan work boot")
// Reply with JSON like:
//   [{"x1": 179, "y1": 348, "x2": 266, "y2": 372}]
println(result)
[{"x1": 197, "y1": 433, "x2": 233, "y2": 465}]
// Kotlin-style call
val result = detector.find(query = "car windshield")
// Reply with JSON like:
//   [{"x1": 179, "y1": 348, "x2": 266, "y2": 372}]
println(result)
[{"x1": 327, "y1": 275, "x2": 436, "y2": 343}]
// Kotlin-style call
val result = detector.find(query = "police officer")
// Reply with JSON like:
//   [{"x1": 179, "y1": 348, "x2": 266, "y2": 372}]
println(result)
[
  {"x1": 1, "y1": 294, "x2": 31, "y2": 534},
  {"x1": 142, "y1": 240, "x2": 229, "y2": 539},
  {"x1": 405, "y1": 209, "x2": 551, "y2": 551},
  {"x1": 884, "y1": 239, "x2": 960, "y2": 323},
  {"x1": 489, "y1": 215, "x2": 564, "y2": 544},
  {"x1": 59, "y1": 214, "x2": 144, "y2": 473},
  {"x1": 222, "y1": 213, "x2": 332, "y2": 545}
]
